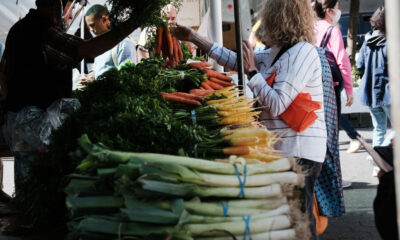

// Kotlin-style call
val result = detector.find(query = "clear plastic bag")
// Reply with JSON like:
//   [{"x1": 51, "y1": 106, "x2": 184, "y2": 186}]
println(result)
[
  {"x1": 40, "y1": 98, "x2": 81, "y2": 147},
  {"x1": 7, "y1": 98, "x2": 80, "y2": 152}
]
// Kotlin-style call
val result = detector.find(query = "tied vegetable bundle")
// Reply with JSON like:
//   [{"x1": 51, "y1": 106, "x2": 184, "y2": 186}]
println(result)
[
  {"x1": 162, "y1": 85, "x2": 282, "y2": 161},
  {"x1": 66, "y1": 135, "x2": 308, "y2": 240},
  {"x1": 156, "y1": 27, "x2": 183, "y2": 67}
]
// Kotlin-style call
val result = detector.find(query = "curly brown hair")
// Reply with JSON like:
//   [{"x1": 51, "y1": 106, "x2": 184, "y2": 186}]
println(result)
[{"x1": 258, "y1": 0, "x2": 316, "y2": 47}]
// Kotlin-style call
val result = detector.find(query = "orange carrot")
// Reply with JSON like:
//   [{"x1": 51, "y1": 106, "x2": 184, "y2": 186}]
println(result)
[
  {"x1": 206, "y1": 80, "x2": 224, "y2": 90},
  {"x1": 190, "y1": 89, "x2": 214, "y2": 97},
  {"x1": 165, "y1": 27, "x2": 174, "y2": 58},
  {"x1": 162, "y1": 29, "x2": 169, "y2": 60},
  {"x1": 209, "y1": 77, "x2": 233, "y2": 87},
  {"x1": 177, "y1": 39, "x2": 183, "y2": 61},
  {"x1": 162, "y1": 93, "x2": 202, "y2": 106},
  {"x1": 201, "y1": 81, "x2": 214, "y2": 90},
  {"x1": 172, "y1": 37, "x2": 179, "y2": 63},
  {"x1": 156, "y1": 28, "x2": 163, "y2": 58},
  {"x1": 171, "y1": 92, "x2": 202, "y2": 101},
  {"x1": 189, "y1": 62, "x2": 212, "y2": 69},
  {"x1": 204, "y1": 69, "x2": 232, "y2": 81},
  {"x1": 223, "y1": 146, "x2": 251, "y2": 155}
]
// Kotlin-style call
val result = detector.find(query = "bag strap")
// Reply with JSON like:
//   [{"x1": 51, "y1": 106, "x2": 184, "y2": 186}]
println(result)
[
  {"x1": 271, "y1": 44, "x2": 293, "y2": 66},
  {"x1": 320, "y1": 26, "x2": 335, "y2": 48}
]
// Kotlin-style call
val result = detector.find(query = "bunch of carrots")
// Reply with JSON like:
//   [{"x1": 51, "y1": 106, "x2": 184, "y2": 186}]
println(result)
[
  {"x1": 161, "y1": 83, "x2": 282, "y2": 161},
  {"x1": 189, "y1": 62, "x2": 234, "y2": 90},
  {"x1": 155, "y1": 27, "x2": 183, "y2": 67},
  {"x1": 160, "y1": 62, "x2": 234, "y2": 106}
]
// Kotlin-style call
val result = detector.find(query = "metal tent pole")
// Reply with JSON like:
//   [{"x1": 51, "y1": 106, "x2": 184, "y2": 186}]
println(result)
[
  {"x1": 209, "y1": 0, "x2": 223, "y2": 73},
  {"x1": 233, "y1": 0, "x2": 244, "y2": 94},
  {"x1": 385, "y1": 0, "x2": 400, "y2": 237},
  {"x1": 80, "y1": 6, "x2": 85, "y2": 73}
]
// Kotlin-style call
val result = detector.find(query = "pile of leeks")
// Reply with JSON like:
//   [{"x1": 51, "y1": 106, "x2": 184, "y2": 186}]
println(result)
[{"x1": 66, "y1": 135, "x2": 307, "y2": 240}]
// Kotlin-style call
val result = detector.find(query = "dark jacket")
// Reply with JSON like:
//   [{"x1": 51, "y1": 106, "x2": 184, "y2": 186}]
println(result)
[
  {"x1": 3, "y1": 9, "x2": 76, "y2": 112},
  {"x1": 356, "y1": 30, "x2": 390, "y2": 108}
]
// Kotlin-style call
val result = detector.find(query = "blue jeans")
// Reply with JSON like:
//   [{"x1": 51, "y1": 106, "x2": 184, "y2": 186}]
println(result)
[
  {"x1": 335, "y1": 86, "x2": 360, "y2": 140},
  {"x1": 370, "y1": 105, "x2": 392, "y2": 147}
]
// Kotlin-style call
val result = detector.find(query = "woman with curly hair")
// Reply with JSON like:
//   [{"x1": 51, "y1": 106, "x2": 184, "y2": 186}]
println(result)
[{"x1": 174, "y1": 0, "x2": 326, "y2": 238}]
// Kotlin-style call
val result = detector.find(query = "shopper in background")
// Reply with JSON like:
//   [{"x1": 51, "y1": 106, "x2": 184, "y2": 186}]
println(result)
[
  {"x1": 85, "y1": 4, "x2": 137, "y2": 80},
  {"x1": 174, "y1": 0, "x2": 326, "y2": 238},
  {"x1": 312, "y1": 0, "x2": 363, "y2": 155},
  {"x1": 357, "y1": 7, "x2": 392, "y2": 156},
  {"x1": 312, "y1": 0, "x2": 360, "y2": 189}
]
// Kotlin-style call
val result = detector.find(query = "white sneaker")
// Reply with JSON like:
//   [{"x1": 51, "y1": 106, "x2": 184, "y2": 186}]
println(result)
[
  {"x1": 342, "y1": 180, "x2": 352, "y2": 188},
  {"x1": 372, "y1": 166, "x2": 380, "y2": 177},
  {"x1": 346, "y1": 140, "x2": 362, "y2": 154},
  {"x1": 366, "y1": 155, "x2": 373, "y2": 165}
]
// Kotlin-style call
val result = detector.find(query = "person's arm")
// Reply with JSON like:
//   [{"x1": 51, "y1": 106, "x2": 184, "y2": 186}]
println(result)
[
  {"x1": 78, "y1": 20, "x2": 140, "y2": 60},
  {"x1": 246, "y1": 43, "x2": 319, "y2": 117},
  {"x1": 329, "y1": 27, "x2": 354, "y2": 106},
  {"x1": 356, "y1": 41, "x2": 366, "y2": 72},
  {"x1": 173, "y1": 24, "x2": 213, "y2": 54},
  {"x1": 174, "y1": 25, "x2": 261, "y2": 73},
  {"x1": 117, "y1": 38, "x2": 137, "y2": 67}
]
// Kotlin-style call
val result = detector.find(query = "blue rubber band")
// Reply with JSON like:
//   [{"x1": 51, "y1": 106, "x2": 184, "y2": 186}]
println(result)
[
  {"x1": 234, "y1": 164, "x2": 247, "y2": 198},
  {"x1": 191, "y1": 110, "x2": 197, "y2": 126},
  {"x1": 242, "y1": 216, "x2": 252, "y2": 240},
  {"x1": 220, "y1": 201, "x2": 229, "y2": 217}
]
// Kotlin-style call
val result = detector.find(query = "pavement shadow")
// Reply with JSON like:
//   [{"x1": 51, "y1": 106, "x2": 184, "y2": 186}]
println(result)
[
  {"x1": 343, "y1": 181, "x2": 378, "y2": 189},
  {"x1": 339, "y1": 138, "x2": 373, "y2": 146}
]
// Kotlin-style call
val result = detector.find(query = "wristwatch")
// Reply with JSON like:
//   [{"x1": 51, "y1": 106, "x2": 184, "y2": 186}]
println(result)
[{"x1": 248, "y1": 69, "x2": 259, "y2": 79}]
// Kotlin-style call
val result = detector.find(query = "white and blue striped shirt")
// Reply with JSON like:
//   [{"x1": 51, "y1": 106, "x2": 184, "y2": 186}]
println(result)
[{"x1": 209, "y1": 42, "x2": 327, "y2": 163}]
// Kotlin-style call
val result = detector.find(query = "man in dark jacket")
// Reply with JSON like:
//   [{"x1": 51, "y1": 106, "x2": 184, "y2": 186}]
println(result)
[{"x1": 0, "y1": 0, "x2": 140, "y2": 195}]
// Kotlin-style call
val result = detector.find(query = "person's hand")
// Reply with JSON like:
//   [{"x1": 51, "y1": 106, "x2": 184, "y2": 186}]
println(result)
[
  {"x1": 346, "y1": 93, "x2": 354, "y2": 106},
  {"x1": 171, "y1": 24, "x2": 195, "y2": 42},
  {"x1": 76, "y1": 73, "x2": 95, "y2": 89},
  {"x1": 242, "y1": 40, "x2": 257, "y2": 75}
]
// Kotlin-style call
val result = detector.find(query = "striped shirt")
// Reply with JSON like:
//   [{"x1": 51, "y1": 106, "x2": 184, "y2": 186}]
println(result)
[{"x1": 209, "y1": 42, "x2": 327, "y2": 162}]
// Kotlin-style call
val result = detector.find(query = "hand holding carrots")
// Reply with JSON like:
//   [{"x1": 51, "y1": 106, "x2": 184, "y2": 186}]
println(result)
[{"x1": 171, "y1": 24, "x2": 195, "y2": 42}]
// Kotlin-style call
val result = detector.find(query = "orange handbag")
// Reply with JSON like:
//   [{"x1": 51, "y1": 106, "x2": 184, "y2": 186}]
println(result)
[
  {"x1": 266, "y1": 72, "x2": 322, "y2": 133},
  {"x1": 313, "y1": 194, "x2": 329, "y2": 235}
]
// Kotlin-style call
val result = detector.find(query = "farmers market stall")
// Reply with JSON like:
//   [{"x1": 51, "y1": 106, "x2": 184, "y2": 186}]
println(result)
[{"x1": 2, "y1": 1, "x2": 310, "y2": 239}]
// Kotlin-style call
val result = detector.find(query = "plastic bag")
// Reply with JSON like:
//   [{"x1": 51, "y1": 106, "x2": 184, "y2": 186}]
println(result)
[
  {"x1": 40, "y1": 98, "x2": 81, "y2": 147},
  {"x1": 7, "y1": 98, "x2": 80, "y2": 152}
]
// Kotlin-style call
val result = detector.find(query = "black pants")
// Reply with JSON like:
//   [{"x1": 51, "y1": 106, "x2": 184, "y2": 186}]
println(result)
[
  {"x1": 298, "y1": 158, "x2": 323, "y2": 240},
  {"x1": 334, "y1": 86, "x2": 360, "y2": 140}
]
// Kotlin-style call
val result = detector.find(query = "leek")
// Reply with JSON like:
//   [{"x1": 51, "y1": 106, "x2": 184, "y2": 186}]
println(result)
[
  {"x1": 183, "y1": 205, "x2": 290, "y2": 223},
  {"x1": 147, "y1": 198, "x2": 288, "y2": 216},
  {"x1": 197, "y1": 228, "x2": 296, "y2": 240},
  {"x1": 77, "y1": 134, "x2": 293, "y2": 175},
  {"x1": 139, "y1": 179, "x2": 283, "y2": 199},
  {"x1": 183, "y1": 215, "x2": 292, "y2": 237},
  {"x1": 140, "y1": 162, "x2": 304, "y2": 187}
]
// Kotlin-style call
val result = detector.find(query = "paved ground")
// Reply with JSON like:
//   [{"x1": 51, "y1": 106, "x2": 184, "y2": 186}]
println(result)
[
  {"x1": 0, "y1": 127, "x2": 389, "y2": 240},
  {"x1": 320, "y1": 128, "x2": 386, "y2": 240}
]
